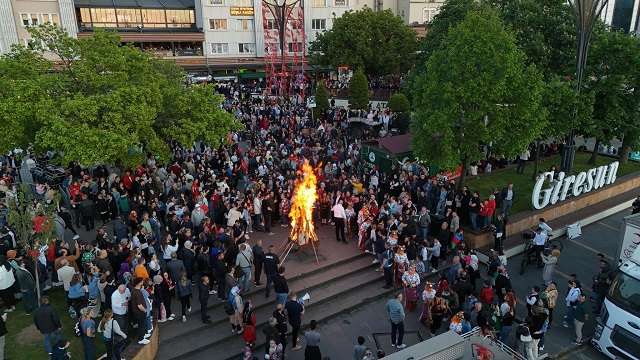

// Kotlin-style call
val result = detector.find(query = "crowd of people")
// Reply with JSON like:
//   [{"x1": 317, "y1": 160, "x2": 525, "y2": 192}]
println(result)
[{"x1": 0, "y1": 87, "x2": 617, "y2": 360}]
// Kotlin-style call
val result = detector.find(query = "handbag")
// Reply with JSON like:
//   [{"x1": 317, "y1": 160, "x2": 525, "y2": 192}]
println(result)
[
  {"x1": 111, "y1": 319, "x2": 125, "y2": 343},
  {"x1": 224, "y1": 299, "x2": 235, "y2": 315},
  {"x1": 234, "y1": 265, "x2": 244, "y2": 278}
]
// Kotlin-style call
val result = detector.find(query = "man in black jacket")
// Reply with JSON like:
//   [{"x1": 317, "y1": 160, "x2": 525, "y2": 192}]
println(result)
[
  {"x1": 214, "y1": 251, "x2": 227, "y2": 301},
  {"x1": 32, "y1": 296, "x2": 63, "y2": 356},
  {"x1": 58, "y1": 205, "x2": 79, "y2": 240},
  {"x1": 273, "y1": 266, "x2": 289, "y2": 305},
  {"x1": 198, "y1": 276, "x2": 212, "y2": 324},
  {"x1": 79, "y1": 195, "x2": 95, "y2": 232},
  {"x1": 253, "y1": 240, "x2": 265, "y2": 287}
]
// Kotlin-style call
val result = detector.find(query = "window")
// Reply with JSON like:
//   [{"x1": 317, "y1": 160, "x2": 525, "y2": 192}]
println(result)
[
  {"x1": 238, "y1": 43, "x2": 255, "y2": 54},
  {"x1": 264, "y1": 19, "x2": 276, "y2": 30},
  {"x1": 167, "y1": 9, "x2": 194, "y2": 28},
  {"x1": 141, "y1": 9, "x2": 166, "y2": 28},
  {"x1": 41, "y1": 14, "x2": 60, "y2": 25},
  {"x1": 287, "y1": 42, "x2": 303, "y2": 52},
  {"x1": 90, "y1": 8, "x2": 117, "y2": 27},
  {"x1": 20, "y1": 13, "x2": 39, "y2": 26},
  {"x1": 312, "y1": 0, "x2": 326, "y2": 6},
  {"x1": 288, "y1": 20, "x2": 300, "y2": 29},
  {"x1": 209, "y1": 19, "x2": 227, "y2": 30},
  {"x1": 236, "y1": 19, "x2": 254, "y2": 30},
  {"x1": 334, "y1": 0, "x2": 348, "y2": 6},
  {"x1": 211, "y1": 43, "x2": 229, "y2": 54},
  {"x1": 24, "y1": 39, "x2": 38, "y2": 50},
  {"x1": 234, "y1": 0, "x2": 253, "y2": 5},
  {"x1": 423, "y1": 7, "x2": 438, "y2": 23},
  {"x1": 116, "y1": 8, "x2": 142, "y2": 27},
  {"x1": 311, "y1": 19, "x2": 326, "y2": 30},
  {"x1": 210, "y1": 0, "x2": 224, "y2": 4}
]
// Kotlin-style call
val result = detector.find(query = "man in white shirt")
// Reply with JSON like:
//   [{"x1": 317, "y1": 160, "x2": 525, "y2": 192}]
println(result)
[
  {"x1": 56, "y1": 259, "x2": 75, "y2": 308},
  {"x1": 332, "y1": 198, "x2": 347, "y2": 244},
  {"x1": 528, "y1": 227, "x2": 547, "y2": 260},
  {"x1": 538, "y1": 218, "x2": 553, "y2": 236},
  {"x1": 111, "y1": 285, "x2": 131, "y2": 331},
  {"x1": 253, "y1": 192, "x2": 263, "y2": 232}
]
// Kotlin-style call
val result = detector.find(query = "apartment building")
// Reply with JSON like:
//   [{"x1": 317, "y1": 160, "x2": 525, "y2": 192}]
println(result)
[{"x1": 0, "y1": 0, "x2": 77, "y2": 54}]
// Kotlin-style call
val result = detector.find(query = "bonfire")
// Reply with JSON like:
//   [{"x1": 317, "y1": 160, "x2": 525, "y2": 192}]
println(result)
[{"x1": 282, "y1": 159, "x2": 320, "y2": 264}]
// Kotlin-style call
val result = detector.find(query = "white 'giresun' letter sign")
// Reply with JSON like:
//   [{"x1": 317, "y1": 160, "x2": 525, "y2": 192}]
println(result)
[{"x1": 531, "y1": 162, "x2": 619, "y2": 210}]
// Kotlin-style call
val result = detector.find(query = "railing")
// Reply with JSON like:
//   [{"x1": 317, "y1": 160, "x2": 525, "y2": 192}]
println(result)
[
  {"x1": 327, "y1": 88, "x2": 400, "y2": 101},
  {"x1": 461, "y1": 326, "x2": 526, "y2": 360}
]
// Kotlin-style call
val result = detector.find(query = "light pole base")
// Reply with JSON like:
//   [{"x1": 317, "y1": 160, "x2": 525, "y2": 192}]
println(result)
[{"x1": 561, "y1": 144, "x2": 576, "y2": 174}]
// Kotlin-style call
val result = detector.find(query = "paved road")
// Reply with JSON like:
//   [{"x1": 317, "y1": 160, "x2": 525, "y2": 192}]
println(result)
[{"x1": 267, "y1": 209, "x2": 632, "y2": 360}]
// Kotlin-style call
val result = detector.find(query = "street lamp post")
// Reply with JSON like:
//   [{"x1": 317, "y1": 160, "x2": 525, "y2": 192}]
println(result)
[
  {"x1": 562, "y1": 0, "x2": 609, "y2": 174},
  {"x1": 262, "y1": 0, "x2": 302, "y2": 100}
]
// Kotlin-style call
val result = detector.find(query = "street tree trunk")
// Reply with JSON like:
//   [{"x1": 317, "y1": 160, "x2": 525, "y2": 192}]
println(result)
[
  {"x1": 532, "y1": 141, "x2": 540, "y2": 181},
  {"x1": 457, "y1": 154, "x2": 471, "y2": 190},
  {"x1": 589, "y1": 139, "x2": 600, "y2": 165},
  {"x1": 618, "y1": 137, "x2": 630, "y2": 164}
]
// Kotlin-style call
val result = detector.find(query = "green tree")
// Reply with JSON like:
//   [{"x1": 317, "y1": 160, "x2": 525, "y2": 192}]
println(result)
[
  {"x1": 411, "y1": 11, "x2": 547, "y2": 189},
  {"x1": 485, "y1": 0, "x2": 576, "y2": 79},
  {"x1": 403, "y1": 0, "x2": 484, "y2": 99},
  {"x1": 308, "y1": 7, "x2": 417, "y2": 76},
  {"x1": 5, "y1": 185, "x2": 60, "y2": 303},
  {"x1": 387, "y1": 93, "x2": 411, "y2": 114},
  {"x1": 529, "y1": 78, "x2": 593, "y2": 177},
  {"x1": 348, "y1": 69, "x2": 369, "y2": 111},
  {"x1": 314, "y1": 83, "x2": 330, "y2": 119},
  {"x1": 0, "y1": 25, "x2": 239, "y2": 167},
  {"x1": 583, "y1": 30, "x2": 640, "y2": 164}
]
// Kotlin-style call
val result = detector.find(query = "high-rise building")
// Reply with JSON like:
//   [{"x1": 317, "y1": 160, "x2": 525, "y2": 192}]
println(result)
[{"x1": 600, "y1": 0, "x2": 640, "y2": 33}]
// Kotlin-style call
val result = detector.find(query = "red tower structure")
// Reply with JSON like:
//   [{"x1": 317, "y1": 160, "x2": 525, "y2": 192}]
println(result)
[{"x1": 262, "y1": 0, "x2": 307, "y2": 103}]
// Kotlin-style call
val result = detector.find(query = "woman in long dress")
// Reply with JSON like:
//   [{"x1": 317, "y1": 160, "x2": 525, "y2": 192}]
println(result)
[
  {"x1": 419, "y1": 283, "x2": 436, "y2": 325},
  {"x1": 394, "y1": 246, "x2": 409, "y2": 287},
  {"x1": 541, "y1": 249, "x2": 560, "y2": 286},
  {"x1": 402, "y1": 265, "x2": 421, "y2": 312}
]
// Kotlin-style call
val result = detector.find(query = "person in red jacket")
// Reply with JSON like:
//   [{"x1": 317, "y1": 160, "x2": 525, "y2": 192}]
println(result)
[{"x1": 479, "y1": 279, "x2": 495, "y2": 306}]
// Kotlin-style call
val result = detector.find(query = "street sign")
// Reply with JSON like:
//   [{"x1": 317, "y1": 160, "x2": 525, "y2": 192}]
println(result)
[{"x1": 307, "y1": 96, "x2": 316, "y2": 108}]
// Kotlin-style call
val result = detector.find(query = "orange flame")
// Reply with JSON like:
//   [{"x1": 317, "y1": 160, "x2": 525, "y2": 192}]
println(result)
[{"x1": 289, "y1": 159, "x2": 318, "y2": 245}]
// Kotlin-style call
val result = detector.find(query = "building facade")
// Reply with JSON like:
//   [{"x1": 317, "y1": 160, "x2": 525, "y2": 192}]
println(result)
[
  {"x1": 601, "y1": 0, "x2": 640, "y2": 33},
  {"x1": 0, "y1": 0, "x2": 77, "y2": 54}
]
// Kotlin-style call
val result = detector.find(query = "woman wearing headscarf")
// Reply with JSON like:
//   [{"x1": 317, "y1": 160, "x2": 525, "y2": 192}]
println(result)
[
  {"x1": 401, "y1": 265, "x2": 420, "y2": 312},
  {"x1": 0, "y1": 256, "x2": 16, "y2": 312},
  {"x1": 242, "y1": 300, "x2": 256, "y2": 346},
  {"x1": 541, "y1": 249, "x2": 560, "y2": 286},
  {"x1": 229, "y1": 286, "x2": 244, "y2": 334}
]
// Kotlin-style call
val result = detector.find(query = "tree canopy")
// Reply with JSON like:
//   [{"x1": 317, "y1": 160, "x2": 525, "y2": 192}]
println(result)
[
  {"x1": 314, "y1": 83, "x2": 330, "y2": 120},
  {"x1": 0, "y1": 25, "x2": 239, "y2": 168},
  {"x1": 348, "y1": 69, "x2": 370, "y2": 111},
  {"x1": 411, "y1": 11, "x2": 547, "y2": 187},
  {"x1": 387, "y1": 93, "x2": 410, "y2": 114},
  {"x1": 308, "y1": 7, "x2": 417, "y2": 76},
  {"x1": 583, "y1": 29, "x2": 640, "y2": 164}
]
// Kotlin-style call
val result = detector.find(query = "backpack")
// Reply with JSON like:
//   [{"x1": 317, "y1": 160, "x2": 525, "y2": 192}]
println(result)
[{"x1": 74, "y1": 320, "x2": 83, "y2": 337}]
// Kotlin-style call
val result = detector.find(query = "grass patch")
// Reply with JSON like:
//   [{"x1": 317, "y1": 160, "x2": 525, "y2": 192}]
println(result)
[
  {"x1": 5, "y1": 288, "x2": 108, "y2": 359},
  {"x1": 463, "y1": 152, "x2": 640, "y2": 215}
]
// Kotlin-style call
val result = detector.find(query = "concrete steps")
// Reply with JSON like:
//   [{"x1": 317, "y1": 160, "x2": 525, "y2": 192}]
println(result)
[{"x1": 156, "y1": 252, "x2": 390, "y2": 360}]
